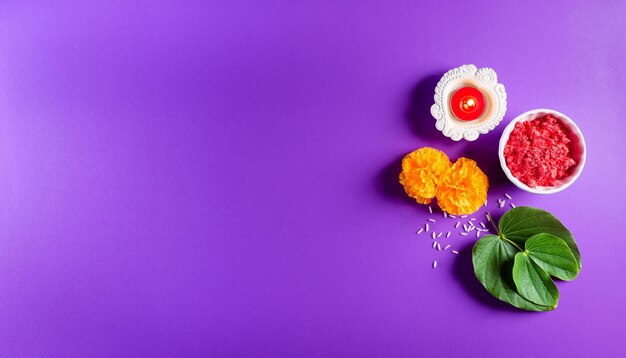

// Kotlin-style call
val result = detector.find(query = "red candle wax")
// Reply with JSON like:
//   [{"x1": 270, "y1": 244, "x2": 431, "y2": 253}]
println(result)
[{"x1": 450, "y1": 87, "x2": 485, "y2": 121}]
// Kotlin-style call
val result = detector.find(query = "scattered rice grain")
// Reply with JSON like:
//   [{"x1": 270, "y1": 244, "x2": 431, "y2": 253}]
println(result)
[
  {"x1": 505, "y1": 193, "x2": 512, "y2": 200},
  {"x1": 451, "y1": 250, "x2": 459, "y2": 255},
  {"x1": 444, "y1": 244, "x2": 451, "y2": 250}
]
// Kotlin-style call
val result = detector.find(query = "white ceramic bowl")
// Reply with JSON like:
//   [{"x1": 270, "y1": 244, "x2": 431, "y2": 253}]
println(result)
[{"x1": 498, "y1": 109, "x2": 586, "y2": 194}]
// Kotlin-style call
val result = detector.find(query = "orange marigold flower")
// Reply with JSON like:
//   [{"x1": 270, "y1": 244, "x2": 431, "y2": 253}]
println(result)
[
  {"x1": 436, "y1": 158, "x2": 489, "y2": 215},
  {"x1": 399, "y1": 147, "x2": 451, "y2": 204}
]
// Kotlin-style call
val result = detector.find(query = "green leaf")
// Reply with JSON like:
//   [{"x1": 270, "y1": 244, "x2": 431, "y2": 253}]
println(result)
[
  {"x1": 525, "y1": 233, "x2": 580, "y2": 281},
  {"x1": 472, "y1": 234, "x2": 553, "y2": 311},
  {"x1": 512, "y1": 253, "x2": 559, "y2": 307},
  {"x1": 499, "y1": 207, "x2": 581, "y2": 269}
]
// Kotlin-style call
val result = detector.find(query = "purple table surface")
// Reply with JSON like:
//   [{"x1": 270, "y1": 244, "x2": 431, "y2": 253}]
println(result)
[{"x1": 0, "y1": 0, "x2": 624, "y2": 356}]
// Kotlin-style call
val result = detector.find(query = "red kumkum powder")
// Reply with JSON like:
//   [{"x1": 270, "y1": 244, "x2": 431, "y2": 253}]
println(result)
[{"x1": 503, "y1": 114, "x2": 576, "y2": 188}]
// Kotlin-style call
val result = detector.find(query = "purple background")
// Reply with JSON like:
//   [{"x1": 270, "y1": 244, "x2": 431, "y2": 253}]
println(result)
[{"x1": 0, "y1": 0, "x2": 624, "y2": 356}]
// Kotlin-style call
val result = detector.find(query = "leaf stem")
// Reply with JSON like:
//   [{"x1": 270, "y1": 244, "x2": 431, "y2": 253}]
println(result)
[
  {"x1": 486, "y1": 211, "x2": 525, "y2": 252},
  {"x1": 500, "y1": 235, "x2": 525, "y2": 252},
  {"x1": 486, "y1": 211, "x2": 500, "y2": 235}
]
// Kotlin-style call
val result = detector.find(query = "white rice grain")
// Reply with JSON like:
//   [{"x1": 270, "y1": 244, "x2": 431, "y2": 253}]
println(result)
[
  {"x1": 432, "y1": 232, "x2": 436, "y2": 239},
  {"x1": 451, "y1": 250, "x2": 459, "y2": 255},
  {"x1": 446, "y1": 231, "x2": 451, "y2": 238},
  {"x1": 437, "y1": 232, "x2": 442, "y2": 238},
  {"x1": 455, "y1": 221, "x2": 460, "y2": 228},
  {"x1": 417, "y1": 228, "x2": 424, "y2": 234},
  {"x1": 428, "y1": 205, "x2": 433, "y2": 214},
  {"x1": 480, "y1": 222, "x2": 486, "y2": 229},
  {"x1": 433, "y1": 241, "x2": 437, "y2": 248},
  {"x1": 505, "y1": 193, "x2": 512, "y2": 200},
  {"x1": 437, "y1": 243, "x2": 441, "y2": 251},
  {"x1": 460, "y1": 232, "x2": 468, "y2": 236},
  {"x1": 425, "y1": 223, "x2": 429, "y2": 232},
  {"x1": 444, "y1": 244, "x2": 451, "y2": 250},
  {"x1": 510, "y1": 203, "x2": 516, "y2": 208},
  {"x1": 428, "y1": 218, "x2": 436, "y2": 222},
  {"x1": 433, "y1": 260, "x2": 437, "y2": 268}
]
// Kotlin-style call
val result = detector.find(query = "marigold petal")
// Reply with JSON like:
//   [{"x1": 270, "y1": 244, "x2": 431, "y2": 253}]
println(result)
[
  {"x1": 399, "y1": 147, "x2": 451, "y2": 204},
  {"x1": 436, "y1": 158, "x2": 489, "y2": 215}
]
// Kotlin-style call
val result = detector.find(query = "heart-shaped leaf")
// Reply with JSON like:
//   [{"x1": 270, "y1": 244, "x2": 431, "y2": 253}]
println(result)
[
  {"x1": 512, "y1": 253, "x2": 559, "y2": 307},
  {"x1": 472, "y1": 234, "x2": 553, "y2": 311},
  {"x1": 499, "y1": 207, "x2": 581, "y2": 269},
  {"x1": 525, "y1": 233, "x2": 580, "y2": 281}
]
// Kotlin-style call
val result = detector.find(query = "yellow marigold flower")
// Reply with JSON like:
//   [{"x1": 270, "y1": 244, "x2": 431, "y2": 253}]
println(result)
[
  {"x1": 436, "y1": 158, "x2": 489, "y2": 215},
  {"x1": 399, "y1": 147, "x2": 451, "y2": 204}
]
